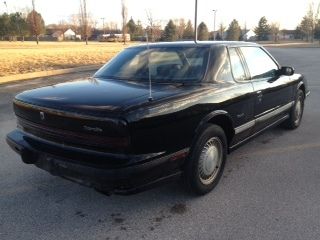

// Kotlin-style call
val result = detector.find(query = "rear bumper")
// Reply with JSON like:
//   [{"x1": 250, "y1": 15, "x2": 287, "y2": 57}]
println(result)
[{"x1": 6, "y1": 130, "x2": 188, "y2": 194}]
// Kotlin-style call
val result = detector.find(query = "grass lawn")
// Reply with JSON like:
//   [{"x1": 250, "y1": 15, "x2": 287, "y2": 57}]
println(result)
[{"x1": 0, "y1": 41, "x2": 137, "y2": 77}]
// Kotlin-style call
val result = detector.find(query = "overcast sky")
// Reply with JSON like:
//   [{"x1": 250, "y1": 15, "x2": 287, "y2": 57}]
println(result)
[{"x1": 0, "y1": 0, "x2": 312, "y2": 30}]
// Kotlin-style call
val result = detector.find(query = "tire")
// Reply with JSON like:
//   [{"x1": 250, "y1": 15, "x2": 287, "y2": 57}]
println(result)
[
  {"x1": 184, "y1": 124, "x2": 227, "y2": 195},
  {"x1": 282, "y1": 89, "x2": 305, "y2": 129}
]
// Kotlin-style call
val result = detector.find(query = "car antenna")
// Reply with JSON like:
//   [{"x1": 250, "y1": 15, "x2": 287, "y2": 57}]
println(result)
[
  {"x1": 146, "y1": 31, "x2": 153, "y2": 102},
  {"x1": 194, "y1": 0, "x2": 198, "y2": 44}
]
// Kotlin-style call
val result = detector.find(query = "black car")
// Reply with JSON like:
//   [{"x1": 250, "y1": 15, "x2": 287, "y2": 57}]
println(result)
[{"x1": 6, "y1": 41, "x2": 309, "y2": 195}]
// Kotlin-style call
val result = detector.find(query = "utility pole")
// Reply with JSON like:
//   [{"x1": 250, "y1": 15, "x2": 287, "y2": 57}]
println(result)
[
  {"x1": 101, "y1": 17, "x2": 105, "y2": 35},
  {"x1": 212, "y1": 9, "x2": 217, "y2": 40}
]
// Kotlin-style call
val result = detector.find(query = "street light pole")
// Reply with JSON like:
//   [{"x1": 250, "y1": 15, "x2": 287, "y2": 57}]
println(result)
[{"x1": 212, "y1": 9, "x2": 217, "y2": 40}]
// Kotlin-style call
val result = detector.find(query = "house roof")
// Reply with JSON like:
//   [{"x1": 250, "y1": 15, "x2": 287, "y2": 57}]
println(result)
[
  {"x1": 52, "y1": 31, "x2": 63, "y2": 37},
  {"x1": 281, "y1": 29, "x2": 296, "y2": 35},
  {"x1": 64, "y1": 29, "x2": 76, "y2": 35}
]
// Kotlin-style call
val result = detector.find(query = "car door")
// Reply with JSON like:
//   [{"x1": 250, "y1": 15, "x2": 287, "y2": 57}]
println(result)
[
  {"x1": 226, "y1": 47, "x2": 255, "y2": 144},
  {"x1": 239, "y1": 46, "x2": 294, "y2": 132}
]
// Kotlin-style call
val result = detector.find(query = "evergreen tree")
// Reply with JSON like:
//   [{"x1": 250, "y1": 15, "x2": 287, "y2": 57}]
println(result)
[
  {"x1": 9, "y1": 13, "x2": 29, "y2": 41},
  {"x1": 197, "y1": 22, "x2": 209, "y2": 40},
  {"x1": 126, "y1": 18, "x2": 137, "y2": 35},
  {"x1": 0, "y1": 12, "x2": 28, "y2": 41},
  {"x1": 299, "y1": 16, "x2": 313, "y2": 41},
  {"x1": 254, "y1": 16, "x2": 271, "y2": 41},
  {"x1": 183, "y1": 20, "x2": 194, "y2": 39},
  {"x1": 0, "y1": 13, "x2": 10, "y2": 40},
  {"x1": 315, "y1": 19, "x2": 320, "y2": 40},
  {"x1": 215, "y1": 32, "x2": 222, "y2": 40},
  {"x1": 162, "y1": 20, "x2": 177, "y2": 41},
  {"x1": 226, "y1": 19, "x2": 241, "y2": 40},
  {"x1": 135, "y1": 20, "x2": 144, "y2": 37}
]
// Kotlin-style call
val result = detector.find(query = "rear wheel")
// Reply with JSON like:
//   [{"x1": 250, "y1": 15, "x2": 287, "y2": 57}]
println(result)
[
  {"x1": 184, "y1": 124, "x2": 227, "y2": 195},
  {"x1": 282, "y1": 89, "x2": 305, "y2": 129}
]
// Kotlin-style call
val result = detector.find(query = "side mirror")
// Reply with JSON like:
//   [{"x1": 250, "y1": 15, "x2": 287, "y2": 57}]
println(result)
[{"x1": 280, "y1": 66, "x2": 294, "y2": 76}]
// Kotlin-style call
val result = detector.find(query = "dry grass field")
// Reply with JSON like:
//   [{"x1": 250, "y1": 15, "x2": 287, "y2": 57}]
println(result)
[{"x1": 0, "y1": 41, "x2": 137, "y2": 77}]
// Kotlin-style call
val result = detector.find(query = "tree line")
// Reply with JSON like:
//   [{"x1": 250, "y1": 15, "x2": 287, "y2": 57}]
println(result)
[
  {"x1": 0, "y1": 1, "x2": 319, "y2": 43},
  {"x1": 0, "y1": 11, "x2": 45, "y2": 42}
]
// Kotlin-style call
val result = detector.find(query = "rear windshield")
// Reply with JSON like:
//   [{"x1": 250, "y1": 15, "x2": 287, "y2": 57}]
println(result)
[{"x1": 94, "y1": 47, "x2": 209, "y2": 83}]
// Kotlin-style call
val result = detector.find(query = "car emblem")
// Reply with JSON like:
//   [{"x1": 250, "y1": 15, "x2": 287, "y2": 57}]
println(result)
[
  {"x1": 83, "y1": 125, "x2": 103, "y2": 133},
  {"x1": 40, "y1": 111, "x2": 45, "y2": 121}
]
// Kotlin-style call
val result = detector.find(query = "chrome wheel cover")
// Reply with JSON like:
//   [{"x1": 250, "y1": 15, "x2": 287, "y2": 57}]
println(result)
[{"x1": 198, "y1": 137, "x2": 223, "y2": 185}]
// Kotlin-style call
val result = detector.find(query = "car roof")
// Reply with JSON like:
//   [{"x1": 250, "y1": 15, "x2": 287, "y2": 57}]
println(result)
[{"x1": 129, "y1": 41, "x2": 259, "y2": 48}]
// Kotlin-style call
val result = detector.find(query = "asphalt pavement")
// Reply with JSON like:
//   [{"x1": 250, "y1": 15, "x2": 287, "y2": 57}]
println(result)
[{"x1": 0, "y1": 47, "x2": 319, "y2": 240}]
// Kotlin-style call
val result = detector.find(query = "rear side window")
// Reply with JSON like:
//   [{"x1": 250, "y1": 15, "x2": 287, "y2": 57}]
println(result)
[
  {"x1": 240, "y1": 47, "x2": 279, "y2": 80},
  {"x1": 228, "y1": 48, "x2": 246, "y2": 81}
]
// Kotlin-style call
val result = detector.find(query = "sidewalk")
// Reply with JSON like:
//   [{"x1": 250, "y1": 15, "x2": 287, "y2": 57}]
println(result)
[{"x1": 0, "y1": 64, "x2": 101, "y2": 85}]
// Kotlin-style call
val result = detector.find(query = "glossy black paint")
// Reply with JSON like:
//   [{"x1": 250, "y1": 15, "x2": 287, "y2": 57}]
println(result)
[{"x1": 7, "y1": 41, "x2": 309, "y2": 194}]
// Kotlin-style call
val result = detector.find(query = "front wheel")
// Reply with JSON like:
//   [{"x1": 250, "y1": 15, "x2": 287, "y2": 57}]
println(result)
[
  {"x1": 184, "y1": 124, "x2": 227, "y2": 195},
  {"x1": 282, "y1": 89, "x2": 305, "y2": 129}
]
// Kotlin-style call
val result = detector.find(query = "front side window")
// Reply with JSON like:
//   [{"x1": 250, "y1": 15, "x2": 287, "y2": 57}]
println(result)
[
  {"x1": 240, "y1": 47, "x2": 279, "y2": 80},
  {"x1": 228, "y1": 48, "x2": 247, "y2": 81},
  {"x1": 94, "y1": 47, "x2": 209, "y2": 83}
]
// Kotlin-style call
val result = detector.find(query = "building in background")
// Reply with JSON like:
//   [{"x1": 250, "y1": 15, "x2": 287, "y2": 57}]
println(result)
[
  {"x1": 98, "y1": 33, "x2": 130, "y2": 42},
  {"x1": 242, "y1": 29, "x2": 256, "y2": 41},
  {"x1": 63, "y1": 29, "x2": 81, "y2": 41}
]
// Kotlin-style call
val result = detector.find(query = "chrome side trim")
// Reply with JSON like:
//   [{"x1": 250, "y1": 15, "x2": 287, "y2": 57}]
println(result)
[
  {"x1": 256, "y1": 101, "x2": 293, "y2": 123},
  {"x1": 234, "y1": 101, "x2": 294, "y2": 135},
  {"x1": 230, "y1": 115, "x2": 289, "y2": 150},
  {"x1": 235, "y1": 120, "x2": 255, "y2": 134}
]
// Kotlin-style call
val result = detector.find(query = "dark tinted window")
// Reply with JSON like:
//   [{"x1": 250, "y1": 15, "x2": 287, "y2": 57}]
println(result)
[
  {"x1": 94, "y1": 47, "x2": 209, "y2": 82},
  {"x1": 228, "y1": 48, "x2": 246, "y2": 81},
  {"x1": 240, "y1": 47, "x2": 278, "y2": 80}
]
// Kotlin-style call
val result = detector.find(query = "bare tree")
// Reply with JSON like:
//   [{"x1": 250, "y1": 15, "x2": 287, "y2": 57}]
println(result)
[
  {"x1": 299, "y1": 2, "x2": 320, "y2": 42},
  {"x1": 121, "y1": 0, "x2": 128, "y2": 44},
  {"x1": 308, "y1": 1, "x2": 320, "y2": 42},
  {"x1": 79, "y1": 0, "x2": 90, "y2": 44},
  {"x1": 146, "y1": 9, "x2": 154, "y2": 42},
  {"x1": 106, "y1": 21, "x2": 119, "y2": 33},
  {"x1": 270, "y1": 22, "x2": 280, "y2": 42},
  {"x1": 28, "y1": 0, "x2": 45, "y2": 44},
  {"x1": 31, "y1": 0, "x2": 37, "y2": 44},
  {"x1": 69, "y1": 14, "x2": 81, "y2": 34},
  {"x1": 174, "y1": 18, "x2": 186, "y2": 40},
  {"x1": 151, "y1": 24, "x2": 162, "y2": 41},
  {"x1": 219, "y1": 23, "x2": 226, "y2": 40}
]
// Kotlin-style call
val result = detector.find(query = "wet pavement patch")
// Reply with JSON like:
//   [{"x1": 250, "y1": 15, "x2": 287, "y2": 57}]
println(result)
[
  {"x1": 111, "y1": 213, "x2": 125, "y2": 224},
  {"x1": 113, "y1": 218, "x2": 125, "y2": 224},
  {"x1": 120, "y1": 226, "x2": 127, "y2": 231},
  {"x1": 170, "y1": 203, "x2": 187, "y2": 215},
  {"x1": 75, "y1": 211, "x2": 86, "y2": 218}
]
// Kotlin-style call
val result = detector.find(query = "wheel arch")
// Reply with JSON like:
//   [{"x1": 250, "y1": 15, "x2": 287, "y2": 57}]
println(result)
[
  {"x1": 297, "y1": 81, "x2": 306, "y2": 98},
  {"x1": 195, "y1": 110, "x2": 235, "y2": 149}
]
